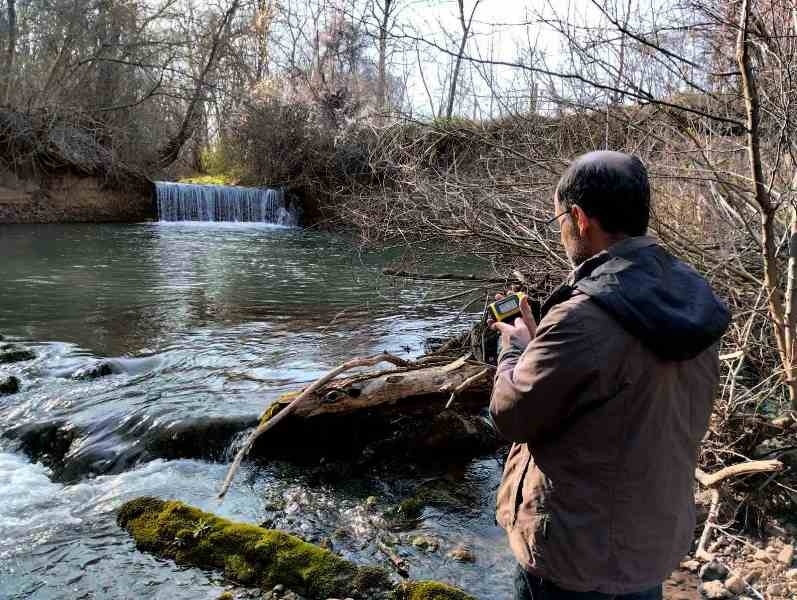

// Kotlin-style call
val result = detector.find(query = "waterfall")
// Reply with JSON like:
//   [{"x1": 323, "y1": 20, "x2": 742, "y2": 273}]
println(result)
[{"x1": 155, "y1": 182, "x2": 297, "y2": 225}]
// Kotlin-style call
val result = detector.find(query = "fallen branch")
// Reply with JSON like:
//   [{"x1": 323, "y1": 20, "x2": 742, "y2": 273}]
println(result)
[
  {"x1": 694, "y1": 459, "x2": 783, "y2": 488},
  {"x1": 383, "y1": 268, "x2": 516, "y2": 283},
  {"x1": 377, "y1": 538, "x2": 410, "y2": 577},
  {"x1": 694, "y1": 459, "x2": 783, "y2": 560},
  {"x1": 444, "y1": 367, "x2": 491, "y2": 409},
  {"x1": 217, "y1": 352, "x2": 415, "y2": 501}
]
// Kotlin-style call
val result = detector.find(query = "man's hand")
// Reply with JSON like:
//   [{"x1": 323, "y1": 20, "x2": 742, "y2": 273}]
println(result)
[{"x1": 489, "y1": 293, "x2": 537, "y2": 353}]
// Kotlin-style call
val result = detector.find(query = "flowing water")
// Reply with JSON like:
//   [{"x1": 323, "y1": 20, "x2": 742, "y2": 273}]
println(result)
[
  {"x1": 155, "y1": 182, "x2": 297, "y2": 225},
  {"x1": 0, "y1": 224, "x2": 515, "y2": 599}
]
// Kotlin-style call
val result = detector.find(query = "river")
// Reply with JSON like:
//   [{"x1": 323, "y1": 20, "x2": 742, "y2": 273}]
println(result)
[{"x1": 0, "y1": 223, "x2": 514, "y2": 599}]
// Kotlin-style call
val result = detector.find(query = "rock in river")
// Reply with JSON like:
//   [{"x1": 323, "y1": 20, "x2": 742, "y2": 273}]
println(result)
[
  {"x1": 0, "y1": 346, "x2": 35, "y2": 364},
  {"x1": 0, "y1": 375, "x2": 20, "y2": 395},
  {"x1": 71, "y1": 361, "x2": 114, "y2": 380}
]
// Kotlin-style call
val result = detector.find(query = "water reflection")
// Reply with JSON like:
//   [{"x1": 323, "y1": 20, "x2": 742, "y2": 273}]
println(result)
[{"x1": 0, "y1": 224, "x2": 475, "y2": 358}]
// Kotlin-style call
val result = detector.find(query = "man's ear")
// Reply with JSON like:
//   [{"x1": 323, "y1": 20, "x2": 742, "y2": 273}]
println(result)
[{"x1": 572, "y1": 204, "x2": 590, "y2": 236}]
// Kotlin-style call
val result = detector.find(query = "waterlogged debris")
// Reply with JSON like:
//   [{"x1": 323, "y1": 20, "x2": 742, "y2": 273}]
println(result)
[
  {"x1": 376, "y1": 537, "x2": 410, "y2": 577},
  {"x1": 218, "y1": 353, "x2": 499, "y2": 501},
  {"x1": 0, "y1": 375, "x2": 20, "y2": 395},
  {"x1": 117, "y1": 497, "x2": 476, "y2": 600}
]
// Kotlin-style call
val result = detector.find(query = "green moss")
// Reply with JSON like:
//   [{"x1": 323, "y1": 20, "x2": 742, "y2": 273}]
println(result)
[
  {"x1": 259, "y1": 394, "x2": 297, "y2": 425},
  {"x1": 117, "y1": 497, "x2": 383, "y2": 598},
  {"x1": 224, "y1": 553, "x2": 255, "y2": 583},
  {"x1": 178, "y1": 174, "x2": 238, "y2": 185},
  {"x1": 383, "y1": 496, "x2": 425, "y2": 526},
  {"x1": 117, "y1": 497, "x2": 475, "y2": 600},
  {"x1": 396, "y1": 581, "x2": 475, "y2": 600},
  {"x1": 217, "y1": 592, "x2": 234, "y2": 600}
]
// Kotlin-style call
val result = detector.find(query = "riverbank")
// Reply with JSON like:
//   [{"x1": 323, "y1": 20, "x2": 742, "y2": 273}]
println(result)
[{"x1": 0, "y1": 171, "x2": 154, "y2": 223}]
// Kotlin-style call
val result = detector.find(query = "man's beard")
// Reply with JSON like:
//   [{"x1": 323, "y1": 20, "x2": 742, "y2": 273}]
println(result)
[{"x1": 565, "y1": 234, "x2": 594, "y2": 267}]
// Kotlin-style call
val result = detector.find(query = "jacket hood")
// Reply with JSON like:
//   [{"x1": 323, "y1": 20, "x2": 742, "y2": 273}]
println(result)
[{"x1": 571, "y1": 237, "x2": 730, "y2": 360}]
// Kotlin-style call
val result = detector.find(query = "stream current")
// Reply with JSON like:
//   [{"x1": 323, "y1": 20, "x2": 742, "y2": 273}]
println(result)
[{"x1": 0, "y1": 224, "x2": 514, "y2": 599}]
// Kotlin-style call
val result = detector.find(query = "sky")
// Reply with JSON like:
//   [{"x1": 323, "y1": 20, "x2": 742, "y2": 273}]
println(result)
[{"x1": 387, "y1": 0, "x2": 605, "y2": 117}]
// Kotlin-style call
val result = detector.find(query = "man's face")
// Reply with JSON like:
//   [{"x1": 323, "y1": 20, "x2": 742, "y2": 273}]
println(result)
[{"x1": 554, "y1": 195, "x2": 592, "y2": 267}]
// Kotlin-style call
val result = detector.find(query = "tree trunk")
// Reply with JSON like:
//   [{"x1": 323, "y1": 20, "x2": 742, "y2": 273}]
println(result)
[
  {"x1": 155, "y1": 0, "x2": 240, "y2": 169},
  {"x1": 95, "y1": 0, "x2": 124, "y2": 113},
  {"x1": 376, "y1": 0, "x2": 392, "y2": 114},
  {"x1": 736, "y1": 0, "x2": 797, "y2": 410},
  {"x1": 446, "y1": 0, "x2": 480, "y2": 120},
  {"x1": 2, "y1": 0, "x2": 16, "y2": 106}
]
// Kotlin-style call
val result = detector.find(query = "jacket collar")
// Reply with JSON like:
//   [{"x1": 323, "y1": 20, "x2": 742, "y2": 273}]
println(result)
[{"x1": 540, "y1": 236, "x2": 658, "y2": 319}]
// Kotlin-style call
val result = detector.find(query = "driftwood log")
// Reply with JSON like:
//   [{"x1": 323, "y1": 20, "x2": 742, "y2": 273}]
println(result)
[{"x1": 219, "y1": 351, "x2": 499, "y2": 499}]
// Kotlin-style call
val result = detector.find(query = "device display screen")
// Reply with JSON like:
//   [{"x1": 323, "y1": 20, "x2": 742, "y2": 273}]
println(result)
[{"x1": 497, "y1": 296, "x2": 519, "y2": 313}]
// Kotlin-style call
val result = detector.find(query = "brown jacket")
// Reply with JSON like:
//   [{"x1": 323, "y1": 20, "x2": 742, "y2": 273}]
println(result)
[{"x1": 490, "y1": 237, "x2": 727, "y2": 594}]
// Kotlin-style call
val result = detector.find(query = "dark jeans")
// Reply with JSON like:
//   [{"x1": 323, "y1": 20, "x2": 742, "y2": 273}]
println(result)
[{"x1": 514, "y1": 566, "x2": 663, "y2": 600}]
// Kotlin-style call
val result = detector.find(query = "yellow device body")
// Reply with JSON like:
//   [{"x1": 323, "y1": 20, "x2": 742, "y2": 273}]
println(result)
[{"x1": 488, "y1": 292, "x2": 527, "y2": 323}]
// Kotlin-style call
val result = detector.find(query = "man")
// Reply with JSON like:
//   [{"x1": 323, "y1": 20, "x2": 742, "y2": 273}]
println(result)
[{"x1": 490, "y1": 151, "x2": 730, "y2": 600}]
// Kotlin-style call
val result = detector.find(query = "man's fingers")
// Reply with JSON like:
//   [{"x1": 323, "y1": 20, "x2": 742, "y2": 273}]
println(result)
[
  {"x1": 494, "y1": 292, "x2": 505, "y2": 301},
  {"x1": 519, "y1": 296, "x2": 537, "y2": 333},
  {"x1": 491, "y1": 321, "x2": 511, "y2": 334}
]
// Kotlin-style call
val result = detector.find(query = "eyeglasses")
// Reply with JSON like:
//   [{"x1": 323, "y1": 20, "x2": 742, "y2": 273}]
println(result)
[{"x1": 545, "y1": 209, "x2": 570, "y2": 233}]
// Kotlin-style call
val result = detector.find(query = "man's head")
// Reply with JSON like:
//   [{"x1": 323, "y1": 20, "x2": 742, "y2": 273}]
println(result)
[{"x1": 552, "y1": 151, "x2": 650, "y2": 266}]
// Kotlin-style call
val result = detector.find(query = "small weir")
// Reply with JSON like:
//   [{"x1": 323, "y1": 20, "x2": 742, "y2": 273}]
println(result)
[{"x1": 155, "y1": 181, "x2": 297, "y2": 224}]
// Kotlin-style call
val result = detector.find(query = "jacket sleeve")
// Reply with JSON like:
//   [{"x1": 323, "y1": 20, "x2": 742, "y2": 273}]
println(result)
[{"x1": 489, "y1": 299, "x2": 602, "y2": 445}]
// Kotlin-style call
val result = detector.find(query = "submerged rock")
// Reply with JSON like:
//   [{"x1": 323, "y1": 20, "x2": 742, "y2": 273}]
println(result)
[
  {"x1": 71, "y1": 361, "x2": 114, "y2": 380},
  {"x1": 117, "y1": 497, "x2": 476, "y2": 600},
  {"x1": 0, "y1": 346, "x2": 35, "y2": 364},
  {"x1": 3, "y1": 420, "x2": 78, "y2": 478},
  {"x1": 446, "y1": 545, "x2": 476, "y2": 563},
  {"x1": 0, "y1": 375, "x2": 20, "y2": 395},
  {"x1": 384, "y1": 497, "x2": 425, "y2": 528},
  {"x1": 411, "y1": 536, "x2": 439, "y2": 553}
]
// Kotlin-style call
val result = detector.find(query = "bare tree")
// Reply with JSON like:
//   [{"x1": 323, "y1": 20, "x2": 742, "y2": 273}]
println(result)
[
  {"x1": 2, "y1": 0, "x2": 16, "y2": 105},
  {"x1": 156, "y1": 0, "x2": 242, "y2": 168},
  {"x1": 372, "y1": 0, "x2": 399, "y2": 114},
  {"x1": 445, "y1": 0, "x2": 481, "y2": 119}
]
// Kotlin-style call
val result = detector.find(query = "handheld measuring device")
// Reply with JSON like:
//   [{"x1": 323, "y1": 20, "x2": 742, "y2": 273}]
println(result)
[{"x1": 487, "y1": 292, "x2": 527, "y2": 324}]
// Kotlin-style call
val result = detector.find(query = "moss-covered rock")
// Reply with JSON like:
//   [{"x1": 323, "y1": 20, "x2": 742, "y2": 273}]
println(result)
[
  {"x1": 0, "y1": 375, "x2": 20, "y2": 395},
  {"x1": 117, "y1": 497, "x2": 390, "y2": 599},
  {"x1": 383, "y1": 496, "x2": 425, "y2": 528},
  {"x1": 396, "y1": 581, "x2": 475, "y2": 600},
  {"x1": 117, "y1": 497, "x2": 475, "y2": 600}
]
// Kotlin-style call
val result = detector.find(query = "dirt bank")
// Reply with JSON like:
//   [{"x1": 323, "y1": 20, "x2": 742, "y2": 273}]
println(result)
[{"x1": 0, "y1": 170, "x2": 154, "y2": 223}]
